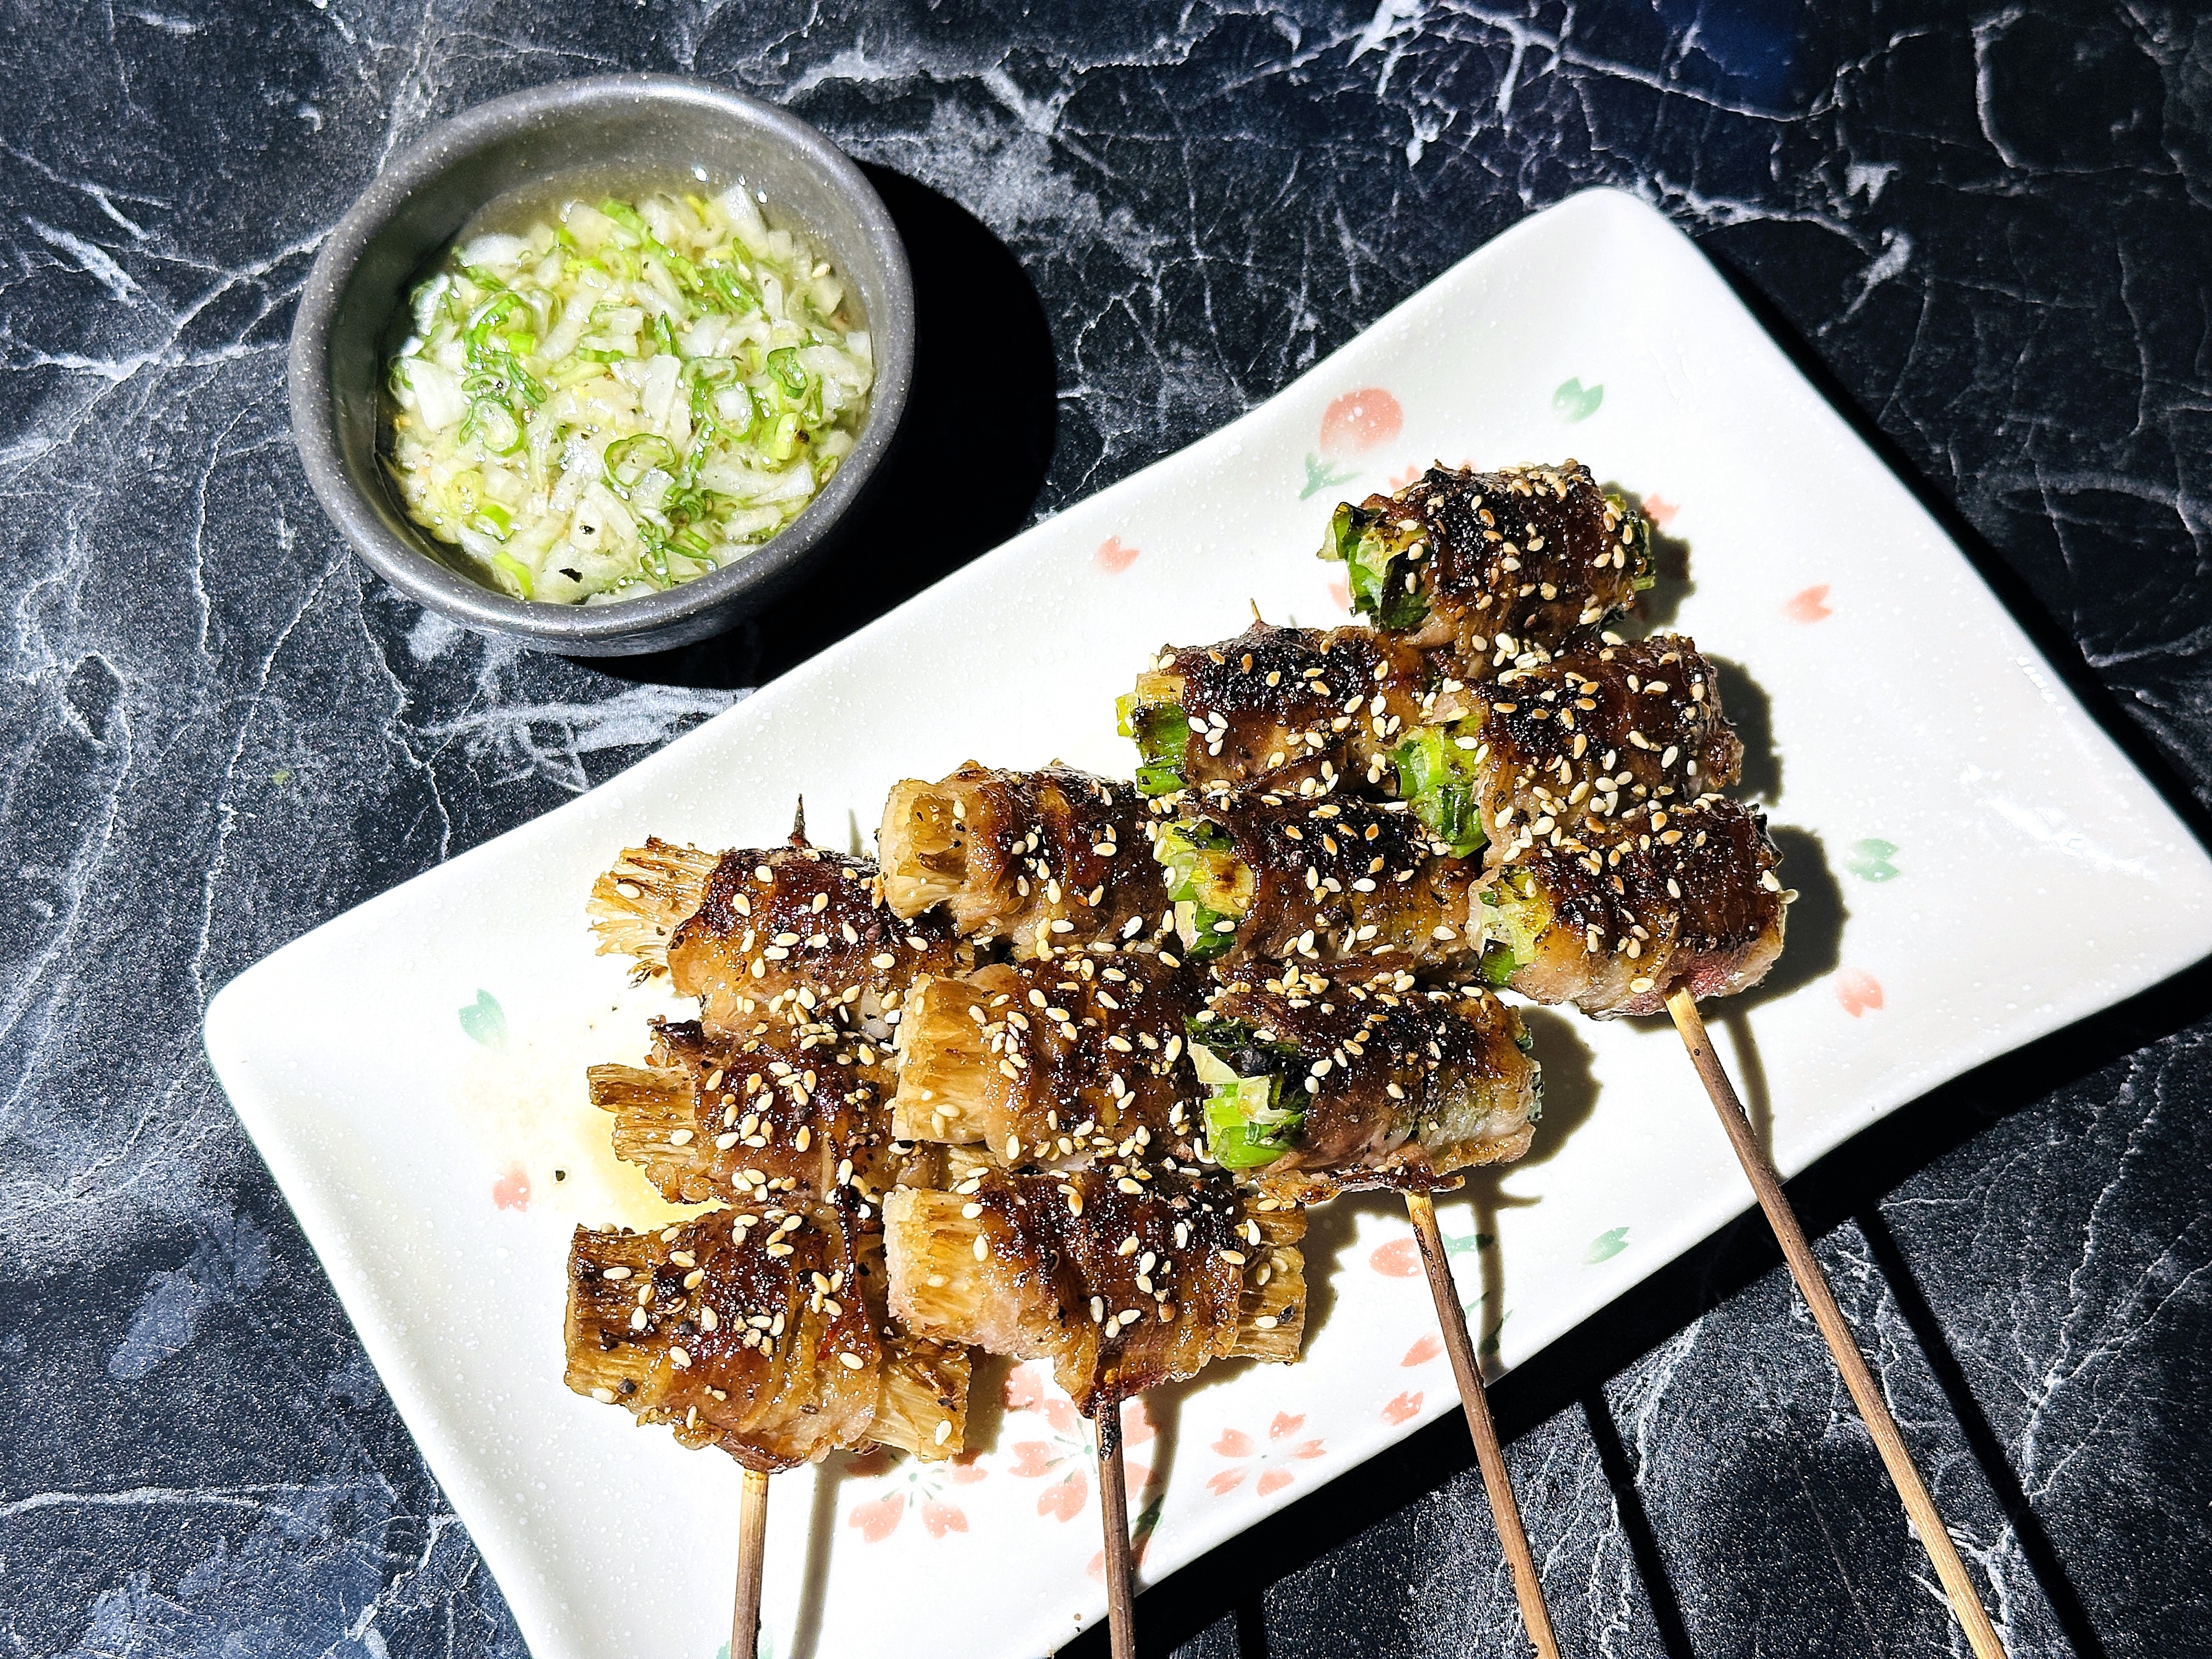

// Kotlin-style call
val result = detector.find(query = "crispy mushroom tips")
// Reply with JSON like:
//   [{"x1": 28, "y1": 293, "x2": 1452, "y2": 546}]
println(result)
[
  {"x1": 883, "y1": 1172, "x2": 1306, "y2": 1414},
  {"x1": 876, "y1": 764, "x2": 1171, "y2": 958},
  {"x1": 588, "y1": 838, "x2": 721, "y2": 977},
  {"x1": 872, "y1": 1334, "x2": 973, "y2": 1461},
  {"x1": 877, "y1": 777, "x2": 967, "y2": 919},
  {"x1": 889, "y1": 975, "x2": 993, "y2": 1144}
]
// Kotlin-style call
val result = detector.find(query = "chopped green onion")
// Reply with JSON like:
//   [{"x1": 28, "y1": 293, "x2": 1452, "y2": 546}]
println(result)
[
  {"x1": 1318, "y1": 501, "x2": 1430, "y2": 631},
  {"x1": 1117, "y1": 693, "x2": 1191, "y2": 797},
  {"x1": 386, "y1": 187, "x2": 873, "y2": 604},
  {"x1": 1391, "y1": 727, "x2": 1487, "y2": 858},
  {"x1": 1607, "y1": 492, "x2": 1658, "y2": 591},
  {"x1": 605, "y1": 433, "x2": 677, "y2": 489},
  {"x1": 1477, "y1": 870, "x2": 1543, "y2": 987},
  {"x1": 1188, "y1": 1023, "x2": 1302, "y2": 1169},
  {"x1": 1155, "y1": 821, "x2": 1250, "y2": 962}
]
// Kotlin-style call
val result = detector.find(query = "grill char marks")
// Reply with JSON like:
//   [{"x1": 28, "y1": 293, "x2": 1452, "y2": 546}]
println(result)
[
  {"x1": 667, "y1": 842, "x2": 964, "y2": 1034},
  {"x1": 1150, "y1": 622, "x2": 1436, "y2": 792},
  {"x1": 879, "y1": 764, "x2": 1170, "y2": 957},
  {"x1": 1187, "y1": 786, "x2": 1481, "y2": 971},
  {"x1": 1499, "y1": 794, "x2": 1787, "y2": 1018},
  {"x1": 1472, "y1": 634, "x2": 1741, "y2": 850},
  {"x1": 884, "y1": 1167, "x2": 1305, "y2": 1414},
  {"x1": 1203, "y1": 975, "x2": 1539, "y2": 1200},
  {"x1": 893, "y1": 953, "x2": 1206, "y2": 1166}
]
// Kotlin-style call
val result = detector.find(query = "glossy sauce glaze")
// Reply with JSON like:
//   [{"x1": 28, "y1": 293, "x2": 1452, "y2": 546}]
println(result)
[
  {"x1": 1500, "y1": 794, "x2": 1788, "y2": 1017},
  {"x1": 1201, "y1": 970, "x2": 1539, "y2": 1198},
  {"x1": 668, "y1": 840, "x2": 968, "y2": 1033},
  {"x1": 892, "y1": 949, "x2": 1207, "y2": 1166},
  {"x1": 879, "y1": 764, "x2": 1171, "y2": 956}
]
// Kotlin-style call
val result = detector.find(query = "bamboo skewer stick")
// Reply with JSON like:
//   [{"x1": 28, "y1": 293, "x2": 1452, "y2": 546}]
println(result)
[
  {"x1": 731, "y1": 1467, "x2": 771, "y2": 1659},
  {"x1": 1096, "y1": 1405, "x2": 1138, "y2": 1659},
  {"x1": 1404, "y1": 1191, "x2": 1563, "y2": 1659},
  {"x1": 1666, "y1": 988, "x2": 2007, "y2": 1659}
]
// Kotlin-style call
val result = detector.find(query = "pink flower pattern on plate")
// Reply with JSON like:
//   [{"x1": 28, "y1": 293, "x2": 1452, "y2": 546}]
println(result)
[
  {"x1": 1381, "y1": 1391, "x2": 1423, "y2": 1426},
  {"x1": 1208, "y1": 1411, "x2": 1326, "y2": 1498},
  {"x1": 1784, "y1": 584, "x2": 1833, "y2": 623},
  {"x1": 844, "y1": 1443, "x2": 979, "y2": 1542},
  {"x1": 1003, "y1": 1362, "x2": 1151, "y2": 1522},
  {"x1": 1836, "y1": 969, "x2": 1884, "y2": 1018}
]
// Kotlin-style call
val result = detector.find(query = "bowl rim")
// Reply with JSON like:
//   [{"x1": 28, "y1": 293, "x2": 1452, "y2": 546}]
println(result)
[{"x1": 287, "y1": 71, "x2": 915, "y2": 649}]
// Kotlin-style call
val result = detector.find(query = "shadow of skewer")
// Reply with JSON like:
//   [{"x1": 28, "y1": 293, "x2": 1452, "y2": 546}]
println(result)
[{"x1": 1855, "y1": 1210, "x2": 2112, "y2": 1659}]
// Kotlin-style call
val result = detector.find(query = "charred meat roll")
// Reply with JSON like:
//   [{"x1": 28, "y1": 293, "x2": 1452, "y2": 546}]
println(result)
[
  {"x1": 1479, "y1": 795, "x2": 1788, "y2": 1018},
  {"x1": 878, "y1": 764, "x2": 1170, "y2": 957},
  {"x1": 1396, "y1": 634, "x2": 1742, "y2": 858},
  {"x1": 588, "y1": 1019, "x2": 934, "y2": 1212},
  {"x1": 633, "y1": 842, "x2": 966, "y2": 1034},
  {"x1": 1321, "y1": 461, "x2": 1652, "y2": 669},
  {"x1": 1154, "y1": 783, "x2": 1481, "y2": 973},
  {"x1": 884, "y1": 1167, "x2": 1304, "y2": 1414},
  {"x1": 565, "y1": 1206, "x2": 970, "y2": 1470},
  {"x1": 1190, "y1": 970, "x2": 1539, "y2": 1199},
  {"x1": 891, "y1": 952, "x2": 1206, "y2": 1166},
  {"x1": 1119, "y1": 621, "x2": 1441, "y2": 798}
]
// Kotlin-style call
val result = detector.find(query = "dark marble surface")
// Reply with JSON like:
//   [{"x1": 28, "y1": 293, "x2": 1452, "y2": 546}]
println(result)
[{"x1": 5, "y1": 3, "x2": 2210, "y2": 1656}]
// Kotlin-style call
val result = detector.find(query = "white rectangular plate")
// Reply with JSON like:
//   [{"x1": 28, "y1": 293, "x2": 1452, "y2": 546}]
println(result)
[{"x1": 206, "y1": 188, "x2": 2212, "y2": 1659}]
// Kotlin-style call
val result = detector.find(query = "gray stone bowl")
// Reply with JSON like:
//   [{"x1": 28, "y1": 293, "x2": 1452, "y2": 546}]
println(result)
[{"x1": 289, "y1": 74, "x2": 913, "y2": 656}]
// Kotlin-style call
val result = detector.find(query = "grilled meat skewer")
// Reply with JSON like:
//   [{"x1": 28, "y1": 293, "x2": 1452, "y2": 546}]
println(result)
[
  {"x1": 884, "y1": 1166, "x2": 1304, "y2": 1415},
  {"x1": 590, "y1": 833, "x2": 967, "y2": 1035},
  {"x1": 1321, "y1": 460, "x2": 1652, "y2": 670},
  {"x1": 1479, "y1": 795, "x2": 1788, "y2": 1018},
  {"x1": 565, "y1": 1206, "x2": 970, "y2": 1470},
  {"x1": 588, "y1": 1019, "x2": 936, "y2": 1213},
  {"x1": 1189, "y1": 970, "x2": 1539, "y2": 1201},
  {"x1": 891, "y1": 951, "x2": 1206, "y2": 1166},
  {"x1": 1155, "y1": 783, "x2": 1481, "y2": 973},
  {"x1": 878, "y1": 764, "x2": 1171, "y2": 957}
]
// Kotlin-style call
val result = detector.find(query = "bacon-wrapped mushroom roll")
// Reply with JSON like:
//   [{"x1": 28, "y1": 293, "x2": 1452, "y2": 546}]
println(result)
[
  {"x1": 1188, "y1": 970, "x2": 1539, "y2": 1200},
  {"x1": 878, "y1": 764, "x2": 1170, "y2": 957},
  {"x1": 891, "y1": 952, "x2": 1206, "y2": 1166},
  {"x1": 1478, "y1": 795, "x2": 1788, "y2": 1018},
  {"x1": 590, "y1": 833, "x2": 966, "y2": 1034},
  {"x1": 565, "y1": 1206, "x2": 970, "y2": 1470},
  {"x1": 1321, "y1": 461, "x2": 1652, "y2": 670},
  {"x1": 1395, "y1": 634, "x2": 1742, "y2": 857},
  {"x1": 1154, "y1": 784, "x2": 1481, "y2": 973},
  {"x1": 1119, "y1": 621, "x2": 1447, "y2": 798},
  {"x1": 884, "y1": 1167, "x2": 1304, "y2": 1414},
  {"x1": 588, "y1": 1019, "x2": 935, "y2": 1212}
]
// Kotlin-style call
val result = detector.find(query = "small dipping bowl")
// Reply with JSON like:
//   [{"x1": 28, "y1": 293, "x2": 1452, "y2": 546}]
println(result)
[{"x1": 289, "y1": 74, "x2": 913, "y2": 656}]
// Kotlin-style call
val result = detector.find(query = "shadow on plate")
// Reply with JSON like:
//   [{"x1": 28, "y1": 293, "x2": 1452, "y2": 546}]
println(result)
[{"x1": 589, "y1": 165, "x2": 1059, "y2": 691}]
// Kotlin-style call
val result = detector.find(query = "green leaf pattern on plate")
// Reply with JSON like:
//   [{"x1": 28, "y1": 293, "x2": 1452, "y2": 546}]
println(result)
[
  {"x1": 459, "y1": 989, "x2": 506, "y2": 1048},
  {"x1": 1585, "y1": 1226, "x2": 1631, "y2": 1263},
  {"x1": 1552, "y1": 377, "x2": 1603, "y2": 422},
  {"x1": 1299, "y1": 453, "x2": 1359, "y2": 500},
  {"x1": 1844, "y1": 838, "x2": 1900, "y2": 881}
]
